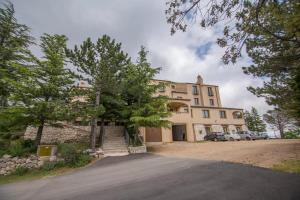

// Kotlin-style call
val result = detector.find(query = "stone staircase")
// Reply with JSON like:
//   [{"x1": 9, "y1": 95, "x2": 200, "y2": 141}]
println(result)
[{"x1": 102, "y1": 126, "x2": 129, "y2": 157}]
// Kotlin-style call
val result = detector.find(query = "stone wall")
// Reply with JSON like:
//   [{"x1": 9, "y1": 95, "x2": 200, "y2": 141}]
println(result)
[
  {"x1": 24, "y1": 125, "x2": 91, "y2": 144},
  {"x1": 24, "y1": 125, "x2": 124, "y2": 144},
  {"x1": 0, "y1": 155, "x2": 43, "y2": 176}
]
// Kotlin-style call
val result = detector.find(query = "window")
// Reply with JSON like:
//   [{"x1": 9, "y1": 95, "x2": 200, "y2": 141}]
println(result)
[
  {"x1": 192, "y1": 85, "x2": 198, "y2": 95},
  {"x1": 209, "y1": 99, "x2": 214, "y2": 106},
  {"x1": 208, "y1": 87, "x2": 214, "y2": 96},
  {"x1": 203, "y1": 110, "x2": 210, "y2": 118},
  {"x1": 220, "y1": 111, "x2": 226, "y2": 118},
  {"x1": 194, "y1": 98, "x2": 199, "y2": 105},
  {"x1": 222, "y1": 125, "x2": 228, "y2": 133},
  {"x1": 171, "y1": 85, "x2": 175, "y2": 89},
  {"x1": 236, "y1": 126, "x2": 242, "y2": 132},
  {"x1": 183, "y1": 107, "x2": 189, "y2": 113},
  {"x1": 233, "y1": 111, "x2": 243, "y2": 119},
  {"x1": 205, "y1": 126, "x2": 211, "y2": 134},
  {"x1": 158, "y1": 86, "x2": 165, "y2": 92}
]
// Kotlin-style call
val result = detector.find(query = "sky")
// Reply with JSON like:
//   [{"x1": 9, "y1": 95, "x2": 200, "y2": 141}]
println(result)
[{"x1": 7, "y1": 0, "x2": 271, "y2": 117}]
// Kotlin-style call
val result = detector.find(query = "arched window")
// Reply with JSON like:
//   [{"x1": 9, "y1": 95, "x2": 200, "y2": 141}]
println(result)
[
  {"x1": 233, "y1": 111, "x2": 243, "y2": 119},
  {"x1": 167, "y1": 102, "x2": 189, "y2": 113}
]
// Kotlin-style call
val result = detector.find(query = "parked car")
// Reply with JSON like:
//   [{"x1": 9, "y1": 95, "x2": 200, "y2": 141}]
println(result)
[
  {"x1": 204, "y1": 132, "x2": 226, "y2": 141},
  {"x1": 237, "y1": 131, "x2": 253, "y2": 140},
  {"x1": 224, "y1": 132, "x2": 241, "y2": 141},
  {"x1": 250, "y1": 132, "x2": 269, "y2": 140}
]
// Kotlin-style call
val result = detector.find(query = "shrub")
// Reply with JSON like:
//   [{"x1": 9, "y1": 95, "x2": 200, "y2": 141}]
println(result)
[
  {"x1": 13, "y1": 166, "x2": 29, "y2": 176},
  {"x1": 9, "y1": 140, "x2": 25, "y2": 157},
  {"x1": 22, "y1": 139, "x2": 37, "y2": 154},
  {"x1": 75, "y1": 154, "x2": 92, "y2": 167},
  {"x1": 57, "y1": 143, "x2": 92, "y2": 167},
  {"x1": 42, "y1": 161, "x2": 65, "y2": 171},
  {"x1": 284, "y1": 130, "x2": 300, "y2": 139}
]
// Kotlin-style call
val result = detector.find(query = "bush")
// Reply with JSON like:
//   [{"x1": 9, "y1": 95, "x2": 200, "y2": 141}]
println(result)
[
  {"x1": 7, "y1": 139, "x2": 37, "y2": 157},
  {"x1": 8, "y1": 140, "x2": 25, "y2": 157},
  {"x1": 42, "y1": 161, "x2": 65, "y2": 171},
  {"x1": 75, "y1": 154, "x2": 92, "y2": 167},
  {"x1": 13, "y1": 166, "x2": 29, "y2": 176},
  {"x1": 22, "y1": 139, "x2": 37, "y2": 154},
  {"x1": 284, "y1": 130, "x2": 300, "y2": 139},
  {"x1": 57, "y1": 143, "x2": 92, "y2": 167}
]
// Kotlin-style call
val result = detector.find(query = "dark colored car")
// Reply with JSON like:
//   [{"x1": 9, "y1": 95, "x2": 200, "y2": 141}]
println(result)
[{"x1": 204, "y1": 132, "x2": 226, "y2": 141}]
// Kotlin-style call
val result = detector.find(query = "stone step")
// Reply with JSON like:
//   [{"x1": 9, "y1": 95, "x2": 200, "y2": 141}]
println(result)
[{"x1": 103, "y1": 142, "x2": 126, "y2": 145}]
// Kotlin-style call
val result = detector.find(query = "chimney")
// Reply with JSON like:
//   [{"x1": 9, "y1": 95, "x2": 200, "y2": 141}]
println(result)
[{"x1": 196, "y1": 75, "x2": 203, "y2": 84}]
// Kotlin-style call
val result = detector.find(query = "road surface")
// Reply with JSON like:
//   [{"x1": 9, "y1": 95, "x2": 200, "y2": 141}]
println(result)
[{"x1": 0, "y1": 154, "x2": 299, "y2": 200}]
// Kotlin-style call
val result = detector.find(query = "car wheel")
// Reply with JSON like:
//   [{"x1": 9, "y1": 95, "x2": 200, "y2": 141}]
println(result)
[
  {"x1": 246, "y1": 137, "x2": 251, "y2": 141},
  {"x1": 229, "y1": 137, "x2": 234, "y2": 141}
]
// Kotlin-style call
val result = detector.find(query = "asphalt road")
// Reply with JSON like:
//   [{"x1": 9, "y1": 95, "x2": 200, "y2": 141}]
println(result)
[{"x1": 0, "y1": 154, "x2": 299, "y2": 200}]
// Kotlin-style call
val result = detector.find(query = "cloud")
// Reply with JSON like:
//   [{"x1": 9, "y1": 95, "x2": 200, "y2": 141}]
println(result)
[{"x1": 8, "y1": 0, "x2": 271, "y2": 116}]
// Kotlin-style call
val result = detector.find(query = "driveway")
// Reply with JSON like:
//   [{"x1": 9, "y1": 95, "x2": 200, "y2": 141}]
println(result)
[
  {"x1": 149, "y1": 139, "x2": 300, "y2": 168},
  {"x1": 0, "y1": 154, "x2": 299, "y2": 200}
]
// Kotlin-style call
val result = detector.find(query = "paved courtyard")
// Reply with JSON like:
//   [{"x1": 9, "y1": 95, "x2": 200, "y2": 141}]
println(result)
[{"x1": 0, "y1": 154, "x2": 299, "y2": 200}]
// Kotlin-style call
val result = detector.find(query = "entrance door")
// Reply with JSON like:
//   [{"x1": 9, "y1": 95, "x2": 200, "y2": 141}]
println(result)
[
  {"x1": 145, "y1": 127, "x2": 162, "y2": 142},
  {"x1": 172, "y1": 125, "x2": 187, "y2": 141}
]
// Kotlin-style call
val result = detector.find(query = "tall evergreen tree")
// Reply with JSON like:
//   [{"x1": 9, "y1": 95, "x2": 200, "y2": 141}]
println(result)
[
  {"x1": 67, "y1": 35, "x2": 130, "y2": 150},
  {"x1": 0, "y1": 2, "x2": 33, "y2": 107},
  {"x1": 121, "y1": 47, "x2": 170, "y2": 145},
  {"x1": 244, "y1": 107, "x2": 266, "y2": 133},
  {"x1": 8, "y1": 34, "x2": 75, "y2": 144}
]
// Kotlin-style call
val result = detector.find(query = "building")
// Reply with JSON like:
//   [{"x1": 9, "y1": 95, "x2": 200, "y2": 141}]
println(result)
[{"x1": 140, "y1": 75, "x2": 247, "y2": 144}]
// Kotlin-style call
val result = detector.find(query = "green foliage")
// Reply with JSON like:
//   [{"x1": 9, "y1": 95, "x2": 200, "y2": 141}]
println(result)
[
  {"x1": 67, "y1": 35, "x2": 130, "y2": 148},
  {"x1": 0, "y1": 2, "x2": 33, "y2": 107},
  {"x1": 8, "y1": 34, "x2": 76, "y2": 144},
  {"x1": 166, "y1": 0, "x2": 300, "y2": 123},
  {"x1": 121, "y1": 47, "x2": 170, "y2": 135},
  {"x1": 13, "y1": 166, "x2": 29, "y2": 176},
  {"x1": 244, "y1": 107, "x2": 266, "y2": 133},
  {"x1": 1, "y1": 139, "x2": 37, "y2": 157},
  {"x1": 273, "y1": 160, "x2": 300, "y2": 174},
  {"x1": 8, "y1": 140, "x2": 24, "y2": 157},
  {"x1": 57, "y1": 143, "x2": 92, "y2": 167},
  {"x1": 42, "y1": 161, "x2": 65, "y2": 171},
  {"x1": 75, "y1": 154, "x2": 92, "y2": 167},
  {"x1": 283, "y1": 129, "x2": 300, "y2": 139},
  {"x1": 263, "y1": 109, "x2": 293, "y2": 138}
]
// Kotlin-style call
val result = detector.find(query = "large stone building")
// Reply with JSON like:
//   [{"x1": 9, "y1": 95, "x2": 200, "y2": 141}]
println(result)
[{"x1": 140, "y1": 75, "x2": 247, "y2": 144}]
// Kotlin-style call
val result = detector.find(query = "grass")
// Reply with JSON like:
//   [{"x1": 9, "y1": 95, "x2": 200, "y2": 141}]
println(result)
[
  {"x1": 273, "y1": 160, "x2": 300, "y2": 174},
  {"x1": 0, "y1": 158, "x2": 97, "y2": 185},
  {"x1": 0, "y1": 167, "x2": 76, "y2": 185}
]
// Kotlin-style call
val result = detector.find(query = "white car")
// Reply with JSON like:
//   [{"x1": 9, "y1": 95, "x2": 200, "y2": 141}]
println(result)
[{"x1": 224, "y1": 132, "x2": 241, "y2": 141}]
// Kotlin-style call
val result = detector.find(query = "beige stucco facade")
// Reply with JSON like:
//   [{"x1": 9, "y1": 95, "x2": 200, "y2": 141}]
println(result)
[{"x1": 142, "y1": 75, "x2": 247, "y2": 143}]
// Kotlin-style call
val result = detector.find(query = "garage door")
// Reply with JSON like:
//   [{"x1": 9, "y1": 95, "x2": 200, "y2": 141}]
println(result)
[{"x1": 145, "y1": 127, "x2": 162, "y2": 142}]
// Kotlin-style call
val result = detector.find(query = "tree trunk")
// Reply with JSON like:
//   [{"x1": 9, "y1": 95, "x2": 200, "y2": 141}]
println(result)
[
  {"x1": 35, "y1": 121, "x2": 45, "y2": 145},
  {"x1": 99, "y1": 119, "x2": 105, "y2": 148},
  {"x1": 90, "y1": 89, "x2": 100, "y2": 151},
  {"x1": 279, "y1": 127, "x2": 284, "y2": 138}
]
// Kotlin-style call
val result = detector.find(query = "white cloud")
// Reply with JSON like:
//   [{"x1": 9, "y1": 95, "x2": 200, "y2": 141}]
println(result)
[{"x1": 9, "y1": 0, "x2": 271, "y2": 116}]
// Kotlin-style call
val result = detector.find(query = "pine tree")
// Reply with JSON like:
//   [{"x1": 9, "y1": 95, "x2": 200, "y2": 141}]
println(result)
[
  {"x1": 263, "y1": 109, "x2": 294, "y2": 138},
  {"x1": 67, "y1": 35, "x2": 130, "y2": 150},
  {"x1": 121, "y1": 47, "x2": 170, "y2": 145},
  {"x1": 244, "y1": 107, "x2": 266, "y2": 133},
  {"x1": 0, "y1": 2, "x2": 33, "y2": 107},
  {"x1": 8, "y1": 34, "x2": 75, "y2": 144}
]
